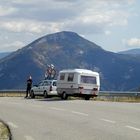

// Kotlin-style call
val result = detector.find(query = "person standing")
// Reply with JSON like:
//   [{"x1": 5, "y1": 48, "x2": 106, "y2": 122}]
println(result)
[{"x1": 25, "y1": 76, "x2": 32, "y2": 98}]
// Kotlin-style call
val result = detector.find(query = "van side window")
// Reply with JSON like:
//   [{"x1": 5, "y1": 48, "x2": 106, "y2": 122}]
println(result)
[
  {"x1": 68, "y1": 73, "x2": 74, "y2": 82},
  {"x1": 60, "y1": 73, "x2": 65, "y2": 80}
]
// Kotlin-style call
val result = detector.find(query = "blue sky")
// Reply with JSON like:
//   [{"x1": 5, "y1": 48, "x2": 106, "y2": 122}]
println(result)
[{"x1": 0, "y1": 0, "x2": 139, "y2": 52}]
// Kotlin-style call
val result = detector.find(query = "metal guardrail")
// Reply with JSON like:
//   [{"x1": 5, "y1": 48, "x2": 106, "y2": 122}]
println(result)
[
  {"x1": 0, "y1": 89, "x2": 25, "y2": 93},
  {"x1": 99, "y1": 91, "x2": 140, "y2": 97},
  {"x1": 0, "y1": 89, "x2": 26, "y2": 97}
]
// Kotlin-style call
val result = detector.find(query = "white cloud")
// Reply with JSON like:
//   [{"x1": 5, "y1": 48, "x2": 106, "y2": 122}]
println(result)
[
  {"x1": 81, "y1": 10, "x2": 128, "y2": 26},
  {"x1": 0, "y1": 6, "x2": 17, "y2": 16},
  {"x1": 126, "y1": 38, "x2": 140, "y2": 46},
  {"x1": 11, "y1": 0, "x2": 41, "y2": 4},
  {"x1": 0, "y1": 20, "x2": 47, "y2": 33},
  {"x1": 1, "y1": 41, "x2": 25, "y2": 51},
  {"x1": 0, "y1": 0, "x2": 134, "y2": 35},
  {"x1": 0, "y1": 0, "x2": 137, "y2": 52},
  {"x1": 105, "y1": 30, "x2": 111, "y2": 35}
]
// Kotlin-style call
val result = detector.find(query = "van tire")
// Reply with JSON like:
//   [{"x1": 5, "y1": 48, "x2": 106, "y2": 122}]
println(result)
[
  {"x1": 30, "y1": 90, "x2": 35, "y2": 98},
  {"x1": 85, "y1": 95, "x2": 90, "y2": 100},
  {"x1": 61, "y1": 92, "x2": 68, "y2": 100},
  {"x1": 44, "y1": 91, "x2": 48, "y2": 98}
]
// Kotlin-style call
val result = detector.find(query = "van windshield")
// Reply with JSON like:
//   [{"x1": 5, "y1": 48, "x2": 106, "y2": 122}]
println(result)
[{"x1": 80, "y1": 76, "x2": 96, "y2": 84}]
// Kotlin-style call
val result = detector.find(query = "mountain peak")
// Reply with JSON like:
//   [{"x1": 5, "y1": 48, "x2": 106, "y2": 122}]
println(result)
[
  {"x1": 45, "y1": 31, "x2": 83, "y2": 42},
  {"x1": 26, "y1": 31, "x2": 102, "y2": 51},
  {"x1": 47, "y1": 31, "x2": 79, "y2": 38}
]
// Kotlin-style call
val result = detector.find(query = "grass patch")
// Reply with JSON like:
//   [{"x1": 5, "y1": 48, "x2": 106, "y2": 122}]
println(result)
[{"x1": 0, "y1": 93, "x2": 25, "y2": 97}]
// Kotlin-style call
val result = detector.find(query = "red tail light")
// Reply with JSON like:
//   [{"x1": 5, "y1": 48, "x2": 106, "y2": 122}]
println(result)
[
  {"x1": 92, "y1": 88, "x2": 98, "y2": 96},
  {"x1": 93, "y1": 88, "x2": 98, "y2": 91},
  {"x1": 79, "y1": 87, "x2": 84, "y2": 93}
]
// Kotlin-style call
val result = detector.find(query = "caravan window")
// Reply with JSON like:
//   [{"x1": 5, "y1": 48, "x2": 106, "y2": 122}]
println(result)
[
  {"x1": 81, "y1": 76, "x2": 96, "y2": 84},
  {"x1": 60, "y1": 73, "x2": 65, "y2": 80},
  {"x1": 68, "y1": 73, "x2": 74, "y2": 82}
]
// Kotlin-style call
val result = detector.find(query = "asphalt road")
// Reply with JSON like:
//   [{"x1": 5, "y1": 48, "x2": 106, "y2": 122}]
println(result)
[{"x1": 0, "y1": 97, "x2": 140, "y2": 140}]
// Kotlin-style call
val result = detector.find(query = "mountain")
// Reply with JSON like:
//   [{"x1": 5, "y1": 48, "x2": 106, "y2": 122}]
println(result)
[
  {"x1": 0, "y1": 31, "x2": 140, "y2": 91},
  {"x1": 118, "y1": 48, "x2": 140, "y2": 56},
  {"x1": 0, "y1": 52, "x2": 12, "y2": 59}
]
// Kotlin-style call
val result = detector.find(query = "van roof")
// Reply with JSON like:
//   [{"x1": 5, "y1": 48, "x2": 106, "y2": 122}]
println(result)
[{"x1": 59, "y1": 69, "x2": 99, "y2": 76}]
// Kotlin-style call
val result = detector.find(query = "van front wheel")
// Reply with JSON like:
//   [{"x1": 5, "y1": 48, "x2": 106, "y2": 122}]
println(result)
[{"x1": 61, "y1": 92, "x2": 68, "y2": 100}]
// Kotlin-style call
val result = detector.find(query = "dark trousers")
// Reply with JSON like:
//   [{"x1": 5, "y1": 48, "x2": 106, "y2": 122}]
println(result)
[{"x1": 25, "y1": 87, "x2": 31, "y2": 97}]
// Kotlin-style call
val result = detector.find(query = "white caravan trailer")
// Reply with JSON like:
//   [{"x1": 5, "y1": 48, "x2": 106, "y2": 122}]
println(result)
[{"x1": 57, "y1": 69, "x2": 100, "y2": 100}]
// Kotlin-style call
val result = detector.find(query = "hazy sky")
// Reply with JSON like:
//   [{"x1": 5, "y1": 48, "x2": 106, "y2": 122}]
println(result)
[{"x1": 0, "y1": 0, "x2": 139, "y2": 52}]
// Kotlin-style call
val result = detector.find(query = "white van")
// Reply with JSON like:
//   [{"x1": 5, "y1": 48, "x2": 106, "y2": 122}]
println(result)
[{"x1": 57, "y1": 69, "x2": 100, "y2": 100}]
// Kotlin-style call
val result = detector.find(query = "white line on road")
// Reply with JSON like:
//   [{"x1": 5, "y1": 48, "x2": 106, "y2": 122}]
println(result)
[
  {"x1": 24, "y1": 135, "x2": 35, "y2": 140},
  {"x1": 71, "y1": 111, "x2": 89, "y2": 116},
  {"x1": 100, "y1": 118, "x2": 116, "y2": 124},
  {"x1": 30, "y1": 104, "x2": 43, "y2": 108},
  {"x1": 125, "y1": 125, "x2": 140, "y2": 132},
  {"x1": 8, "y1": 122, "x2": 18, "y2": 128},
  {"x1": 50, "y1": 107, "x2": 66, "y2": 111}
]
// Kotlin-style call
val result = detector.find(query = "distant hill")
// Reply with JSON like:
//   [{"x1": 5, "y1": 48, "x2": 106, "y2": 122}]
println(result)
[
  {"x1": 0, "y1": 31, "x2": 140, "y2": 91},
  {"x1": 0, "y1": 52, "x2": 11, "y2": 59},
  {"x1": 118, "y1": 48, "x2": 140, "y2": 56}
]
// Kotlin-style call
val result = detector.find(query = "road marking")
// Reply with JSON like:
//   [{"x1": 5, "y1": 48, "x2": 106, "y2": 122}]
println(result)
[
  {"x1": 8, "y1": 122, "x2": 18, "y2": 128},
  {"x1": 125, "y1": 125, "x2": 140, "y2": 132},
  {"x1": 24, "y1": 135, "x2": 35, "y2": 140},
  {"x1": 71, "y1": 111, "x2": 89, "y2": 116},
  {"x1": 30, "y1": 104, "x2": 43, "y2": 108},
  {"x1": 50, "y1": 107, "x2": 65, "y2": 111},
  {"x1": 100, "y1": 118, "x2": 116, "y2": 124}
]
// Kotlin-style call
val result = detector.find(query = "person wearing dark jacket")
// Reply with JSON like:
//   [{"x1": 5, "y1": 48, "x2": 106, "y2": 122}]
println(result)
[{"x1": 25, "y1": 76, "x2": 32, "y2": 98}]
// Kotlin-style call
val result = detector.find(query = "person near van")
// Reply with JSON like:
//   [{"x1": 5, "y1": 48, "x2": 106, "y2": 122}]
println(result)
[{"x1": 25, "y1": 76, "x2": 32, "y2": 98}]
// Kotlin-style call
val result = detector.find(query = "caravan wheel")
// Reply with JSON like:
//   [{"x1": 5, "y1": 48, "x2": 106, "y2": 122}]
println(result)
[
  {"x1": 85, "y1": 95, "x2": 90, "y2": 100},
  {"x1": 61, "y1": 92, "x2": 68, "y2": 100}
]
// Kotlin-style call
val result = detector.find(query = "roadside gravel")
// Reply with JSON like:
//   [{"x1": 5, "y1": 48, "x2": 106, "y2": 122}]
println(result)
[{"x1": 0, "y1": 121, "x2": 11, "y2": 140}]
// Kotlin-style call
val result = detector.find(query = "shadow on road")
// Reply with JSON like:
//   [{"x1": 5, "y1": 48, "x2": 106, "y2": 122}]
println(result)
[
  {"x1": 36, "y1": 98, "x2": 64, "y2": 102},
  {"x1": 35, "y1": 96, "x2": 77, "y2": 102}
]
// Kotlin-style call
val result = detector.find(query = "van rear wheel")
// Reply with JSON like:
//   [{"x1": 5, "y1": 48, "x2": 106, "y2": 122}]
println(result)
[{"x1": 61, "y1": 92, "x2": 68, "y2": 100}]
